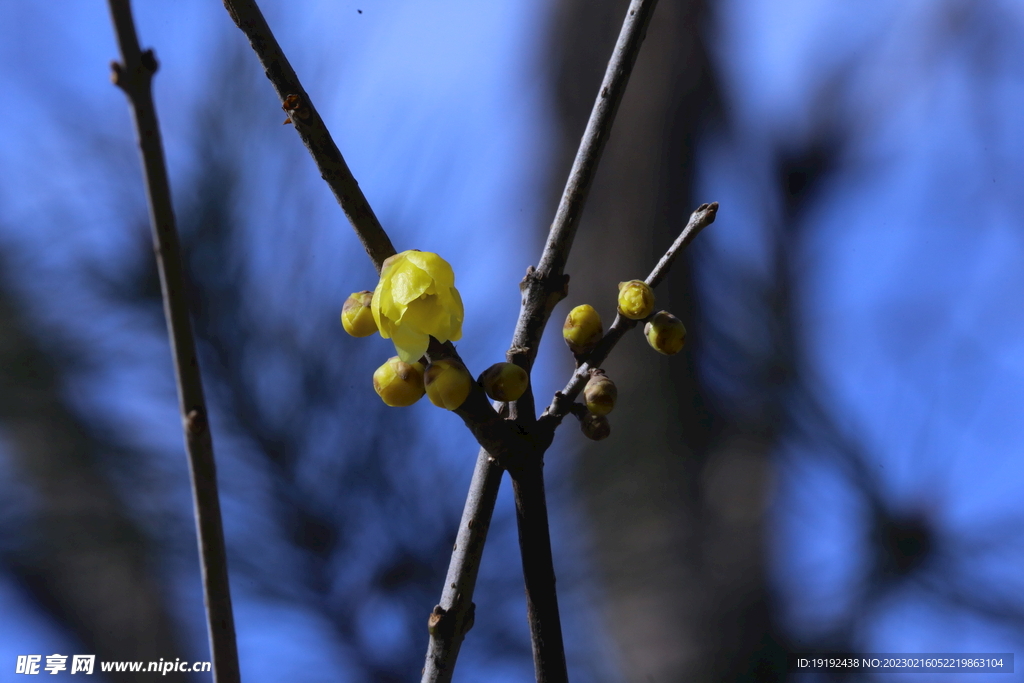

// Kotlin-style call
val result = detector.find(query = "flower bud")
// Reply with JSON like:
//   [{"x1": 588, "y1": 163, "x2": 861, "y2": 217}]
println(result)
[
  {"x1": 579, "y1": 412, "x2": 610, "y2": 441},
  {"x1": 617, "y1": 280, "x2": 655, "y2": 320},
  {"x1": 341, "y1": 290, "x2": 378, "y2": 337},
  {"x1": 644, "y1": 310, "x2": 687, "y2": 355},
  {"x1": 479, "y1": 362, "x2": 529, "y2": 402},
  {"x1": 372, "y1": 356, "x2": 425, "y2": 407},
  {"x1": 563, "y1": 304, "x2": 603, "y2": 356},
  {"x1": 425, "y1": 359, "x2": 473, "y2": 410},
  {"x1": 584, "y1": 370, "x2": 617, "y2": 416}
]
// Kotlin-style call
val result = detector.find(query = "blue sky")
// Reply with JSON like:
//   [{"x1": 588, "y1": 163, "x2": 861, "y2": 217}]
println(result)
[{"x1": 2, "y1": 0, "x2": 1024, "y2": 681}]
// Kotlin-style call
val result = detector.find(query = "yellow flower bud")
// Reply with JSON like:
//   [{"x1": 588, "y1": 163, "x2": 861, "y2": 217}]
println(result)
[
  {"x1": 341, "y1": 290, "x2": 378, "y2": 337},
  {"x1": 371, "y1": 250, "x2": 464, "y2": 363},
  {"x1": 644, "y1": 310, "x2": 687, "y2": 355},
  {"x1": 579, "y1": 412, "x2": 610, "y2": 441},
  {"x1": 584, "y1": 370, "x2": 617, "y2": 416},
  {"x1": 424, "y1": 359, "x2": 473, "y2": 410},
  {"x1": 563, "y1": 304, "x2": 603, "y2": 356},
  {"x1": 617, "y1": 280, "x2": 655, "y2": 320},
  {"x1": 479, "y1": 362, "x2": 529, "y2": 402},
  {"x1": 372, "y1": 356, "x2": 425, "y2": 407}
]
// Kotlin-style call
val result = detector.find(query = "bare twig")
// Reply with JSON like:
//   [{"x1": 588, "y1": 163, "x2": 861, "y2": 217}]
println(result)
[
  {"x1": 508, "y1": 0, "x2": 660, "y2": 395},
  {"x1": 220, "y1": 0, "x2": 395, "y2": 273},
  {"x1": 107, "y1": 2, "x2": 240, "y2": 681},
  {"x1": 540, "y1": 202, "x2": 719, "y2": 430},
  {"x1": 421, "y1": 445, "x2": 503, "y2": 680}
]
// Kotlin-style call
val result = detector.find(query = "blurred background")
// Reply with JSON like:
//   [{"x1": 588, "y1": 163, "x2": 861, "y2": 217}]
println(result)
[{"x1": 1, "y1": 0, "x2": 1023, "y2": 681}]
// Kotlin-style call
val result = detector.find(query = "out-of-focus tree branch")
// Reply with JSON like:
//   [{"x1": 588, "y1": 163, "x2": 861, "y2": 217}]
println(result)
[{"x1": 0, "y1": 252, "x2": 190, "y2": 683}]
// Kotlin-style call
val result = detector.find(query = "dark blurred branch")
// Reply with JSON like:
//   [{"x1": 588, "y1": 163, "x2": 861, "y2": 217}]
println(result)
[
  {"x1": 107, "y1": 2, "x2": 240, "y2": 681},
  {"x1": 540, "y1": 201, "x2": 718, "y2": 430},
  {"x1": 0, "y1": 264, "x2": 191, "y2": 680},
  {"x1": 220, "y1": 0, "x2": 395, "y2": 273}
]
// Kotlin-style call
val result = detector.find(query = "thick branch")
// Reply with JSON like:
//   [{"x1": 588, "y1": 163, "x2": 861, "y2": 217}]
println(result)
[
  {"x1": 221, "y1": 0, "x2": 395, "y2": 272},
  {"x1": 510, "y1": 463, "x2": 568, "y2": 683},
  {"x1": 541, "y1": 202, "x2": 718, "y2": 429},
  {"x1": 107, "y1": 2, "x2": 240, "y2": 681},
  {"x1": 424, "y1": 1, "x2": 661, "y2": 680}
]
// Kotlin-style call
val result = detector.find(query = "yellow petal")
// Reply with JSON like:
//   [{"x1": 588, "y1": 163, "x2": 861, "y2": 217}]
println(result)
[
  {"x1": 392, "y1": 323, "x2": 430, "y2": 363},
  {"x1": 390, "y1": 262, "x2": 431, "y2": 307},
  {"x1": 402, "y1": 294, "x2": 449, "y2": 337},
  {"x1": 445, "y1": 287, "x2": 464, "y2": 341},
  {"x1": 404, "y1": 251, "x2": 455, "y2": 288}
]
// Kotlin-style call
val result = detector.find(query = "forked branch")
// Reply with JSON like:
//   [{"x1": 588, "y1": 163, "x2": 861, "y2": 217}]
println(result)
[
  {"x1": 426, "y1": 1, "x2": 662, "y2": 681},
  {"x1": 540, "y1": 201, "x2": 719, "y2": 429}
]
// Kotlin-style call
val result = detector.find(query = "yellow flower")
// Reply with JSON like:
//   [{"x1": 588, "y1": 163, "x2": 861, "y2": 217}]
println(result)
[{"x1": 371, "y1": 250, "x2": 464, "y2": 362}]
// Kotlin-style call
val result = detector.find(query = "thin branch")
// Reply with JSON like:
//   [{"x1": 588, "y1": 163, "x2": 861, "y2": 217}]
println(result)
[
  {"x1": 507, "y1": 0, "x2": 660, "y2": 393},
  {"x1": 220, "y1": 0, "x2": 395, "y2": 273},
  {"x1": 540, "y1": 202, "x2": 719, "y2": 429},
  {"x1": 220, "y1": 0, "x2": 508, "y2": 440},
  {"x1": 421, "y1": 446, "x2": 503, "y2": 681},
  {"x1": 107, "y1": 1, "x2": 240, "y2": 681}
]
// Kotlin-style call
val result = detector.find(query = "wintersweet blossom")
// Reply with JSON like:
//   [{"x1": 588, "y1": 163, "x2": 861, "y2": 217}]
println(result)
[{"x1": 371, "y1": 250, "x2": 464, "y2": 362}]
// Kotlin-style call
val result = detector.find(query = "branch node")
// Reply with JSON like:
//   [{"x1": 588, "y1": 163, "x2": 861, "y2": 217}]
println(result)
[
  {"x1": 506, "y1": 346, "x2": 530, "y2": 363},
  {"x1": 110, "y1": 61, "x2": 124, "y2": 87},
  {"x1": 427, "y1": 605, "x2": 453, "y2": 638},
  {"x1": 281, "y1": 93, "x2": 311, "y2": 125},
  {"x1": 186, "y1": 407, "x2": 208, "y2": 436},
  {"x1": 140, "y1": 48, "x2": 158, "y2": 73}
]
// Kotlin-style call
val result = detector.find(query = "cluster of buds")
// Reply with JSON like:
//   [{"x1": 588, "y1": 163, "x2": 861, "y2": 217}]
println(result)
[
  {"x1": 342, "y1": 251, "x2": 534, "y2": 412},
  {"x1": 340, "y1": 250, "x2": 467, "y2": 411},
  {"x1": 560, "y1": 277, "x2": 690, "y2": 441},
  {"x1": 346, "y1": 251, "x2": 689, "y2": 429}
]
